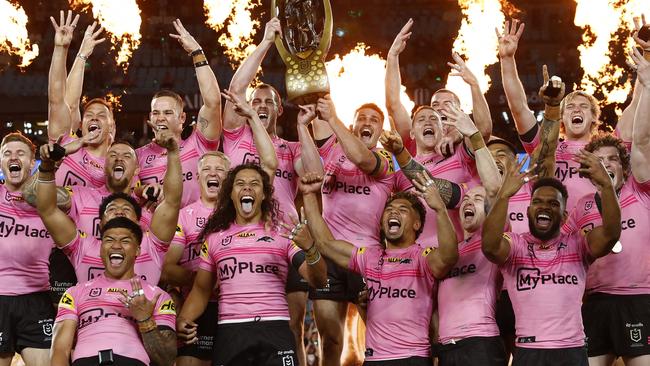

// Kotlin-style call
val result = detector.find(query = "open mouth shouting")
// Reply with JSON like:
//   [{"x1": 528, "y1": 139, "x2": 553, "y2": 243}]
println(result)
[
  {"x1": 495, "y1": 162, "x2": 505, "y2": 176},
  {"x1": 535, "y1": 212, "x2": 552, "y2": 230},
  {"x1": 607, "y1": 171, "x2": 615, "y2": 180},
  {"x1": 112, "y1": 163, "x2": 126, "y2": 180},
  {"x1": 571, "y1": 115, "x2": 584, "y2": 126},
  {"x1": 240, "y1": 195, "x2": 255, "y2": 214},
  {"x1": 359, "y1": 127, "x2": 373, "y2": 143},
  {"x1": 423, "y1": 127, "x2": 435, "y2": 138},
  {"x1": 387, "y1": 217, "x2": 402, "y2": 235},
  {"x1": 108, "y1": 252, "x2": 125, "y2": 268},
  {"x1": 7, "y1": 161, "x2": 22, "y2": 178},
  {"x1": 258, "y1": 112, "x2": 269, "y2": 122},
  {"x1": 206, "y1": 179, "x2": 220, "y2": 193}
]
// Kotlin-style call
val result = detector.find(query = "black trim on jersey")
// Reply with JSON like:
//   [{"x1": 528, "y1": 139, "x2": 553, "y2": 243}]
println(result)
[
  {"x1": 594, "y1": 193, "x2": 603, "y2": 215},
  {"x1": 292, "y1": 251, "x2": 306, "y2": 270},
  {"x1": 315, "y1": 135, "x2": 333, "y2": 148},
  {"x1": 369, "y1": 151, "x2": 383, "y2": 176},
  {"x1": 520, "y1": 123, "x2": 539, "y2": 144},
  {"x1": 447, "y1": 183, "x2": 462, "y2": 209}
]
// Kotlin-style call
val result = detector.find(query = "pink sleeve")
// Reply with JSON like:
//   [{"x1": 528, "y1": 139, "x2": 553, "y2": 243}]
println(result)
[
  {"x1": 317, "y1": 135, "x2": 338, "y2": 160},
  {"x1": 61, "y1": 233, "x2": 83, "y2": 267},
  {"x1": 502, "y1": 232, "x2": 522, "y2": 266},
  {"x1": 418, "y1": 247, "x2": 436, "y2": 281},
  {"x1": 290, "y1": 141, "x2": 302, "y2": 161},
  {"x1": 153, "y1": 289, "x2": 177, "y2": 329},
  {"x1": 373, "y1": 149, "x2": 397, "y2": 179},
  {"x1": 191, "y1": 128, "x2": 220, "y2": 152},
  {"x1": 395, "y1": 171, "x2": 413, "y2": 192},
  {"x1": 55, "y1": 287, "x2": 79, "y2": 322},
  {"x1": 223, "y1": 125, "x2": 247, "y2": 143},
  {"x1": 631, "y1": 177, "x2": 650, "y2": 206},
  {"x1": 562, "y1": 204, "x2": 581, "y2": 235},
  {"x1": 145, "y1": 231, "x2": 170, "y2": 255},
  {"x1": 348, "y1": 247, "x2": 369, "y2": 275},
  {"x1": 67, "y1": 187, "x2": 83, "y2": 222},
  {"x1": 171, "y1": 222, "x2": 186, "y2": 247},
  {"x1": 198, "y1": 239, "x2": 215, "y2": 272},
  {"x1": 575, "y1": 231, "x2": 594, "y2": 264},
  {"x1": 456, "y1": 143, "x2": 477, "y2": 176},
  {"x1": 286, "y1": 239, "x2": 302, "y2": 262},
  {"x1": 520, "y1": 128, "x2": 541, "y2": 155}
]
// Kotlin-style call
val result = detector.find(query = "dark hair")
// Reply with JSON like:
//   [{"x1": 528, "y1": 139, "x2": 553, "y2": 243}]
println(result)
[
  {"x1": 83, "y1": 97, "x2": 114, "y2": 118},
  {"x1": 355, "y1": 103, "x2": 385, "y2": 122},
  {"x1": 101, "y1": 217, "x2": 143, "y2": 245},
  {"x1": 252, "y1": 83, "x2": 282, "y2": 106},
  {"x1": 531, "y1": 177, "x2": 568, "y2": 205},
  {"x1": 99, "y1": 192, "x2": 142, "y2": 221},
  {"x1": 585, "y1": 133, "x2": 630, "y2": 180},
  {"x1": 379, "y1": 191, "x2": 426, "y2": 244},
  {"x1": 152, "y1": 89, "x2": 185, "y2": 111},
  {"x1": 486, "y1": 137, "x2": 518, "y2": 157},
  {"x1": 196, "y1": 163, "x2": 279, "y2": 244}
]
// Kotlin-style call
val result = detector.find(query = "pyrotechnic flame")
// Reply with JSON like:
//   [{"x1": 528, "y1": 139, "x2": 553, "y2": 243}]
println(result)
[
  {"x1": 0, "y1": 0, "x2": 39, "y2": 67},
  {"x1": 445, "y1": 0, "x2": 506, "y2": 112},
  {"x1": 325, "y1": 44, "x2": 415, "y2": 131},
  {"x1": 340, "y1": 303, "x2": 365, "y2": 366},
  {"x1": 204, "y1": 0, "x2": 261, "y2": 66},
  {"x1": 70, "y1": 0, "x2": 142, "y2": 68}
]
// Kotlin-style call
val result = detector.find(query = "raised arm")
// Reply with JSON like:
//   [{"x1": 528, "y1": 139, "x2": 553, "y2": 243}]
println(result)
[
  {"x1": 497, "y1": 20, "x2": 537, "y2": 135},
  {"x1": 223, "y1": 18, "x2": 281, "y2": 131},
  {"x1": 576, "y1": 150, "x2": 621, "y2": 257},
  {"x1": 48, "y1": 11, "x2": 79, "y2": 140},
  {"x1": 170, "y1": 19, "x2": 221, "y2": 140},
  {"x1": 386, "y1": 19, "x2": 415, "y2": 142},
  {"x1": 65, "y1": 22, "x2": 105, "y2": 132},
  {"x1": 50, "y1": 319, "x2": 77, "y2": 366},
  {"x1": 447, "y1": 52, "x2": 492, "y2": 140},
  {"x1": 149, "y1": 131, "x2": 182, "y2": 242},
  {"x1": 295, "y1": 104, "x2": 324, "y2": 176},
  {"x1": 300, "y1": 174, "x2": 355, "y2": 269},
  {"x1": 631, "y1": 47, "x2": 650, "y2": 183},
  {"x1": 35, "y1": 142, "x2": 78, "y2": 247}
]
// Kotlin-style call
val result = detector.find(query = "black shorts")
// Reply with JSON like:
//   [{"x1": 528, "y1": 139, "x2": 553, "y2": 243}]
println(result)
[
  {"x1": 49, "y1": 247, "x2": 77, "y2": 304},
  {"x1": 438, "y1": 336, "x2": 507, "y2": 366},
  {"x1": 496, "y1": 290, "x2": 515, "y2": 338},
  {"x1": 178, "y1": 301, "x2": 218, "y2": 360},
  {"x1": 73, "y1": 354, "x2": 146, "y2": 366},
  {"x1": 213, "y1": 320, "x2": 297, "y2": 366},
  {"x1": 308, "y1": 257, "x2": 365, "y2": 302},
  {"x1": 583, "y1": 293, "x2": 650, "y2": 357},
  {"x1": 286, "y1": 264, "x2": 308, "y2": 293},
  {"x1": 512, "y1": 346, "x2": 588, "y2": 366},
  {"x1": 363, "y1": 356, "x2": 432, "y2": 365},
  {"x1": 0, "y1": 291, "x2": 55, "y2": 353}
]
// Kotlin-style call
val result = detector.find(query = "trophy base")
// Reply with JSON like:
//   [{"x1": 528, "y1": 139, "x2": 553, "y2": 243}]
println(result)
[{"x1": 288, "y1": 91, "x2": 330, "y2": 106}]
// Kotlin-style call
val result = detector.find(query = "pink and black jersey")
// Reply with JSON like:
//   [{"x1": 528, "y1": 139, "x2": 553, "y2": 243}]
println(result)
[
  {"x1": 199, "y1": 222, "x2": 302, "y2": 323},
  {"x1": 56, "y1": 276, "x2": 176, "y2": 364},
  {"x1": 349, "y1": 245, "x2": 436, "y2": 361},
  {"x1": 521, "y1": 133, "x2": 593, "y2": 211},
  {"x1": 62, "y1": 231, "x2": 169, "y2": 285},
  {"x1": 501, "y1": 231, "x2": 592, "y2": 348},
  {"x1": 508, "y1": 183, "x2": 532, "y2": 234},
  {"x1": 137, "y1": 130, "x2": 219, "y2": 208},
  {"x1": 564, "y1": 178, "x2": 650, "y2": 295},
  {"x1": 319, "y1": 135, "x2": 395, "y2": 248},
  {"x1": 223, "y1": 125, "x2": 301, "y2": 221},
  {"x1": 437, "y1": 230, "x2": 501, "y2": 343},
  {"x1": 0, "y1": 186, "x2": 53, "y2": 295},
  {"x1": 55, "y1": 134, "x2": 105, "y2": 188}
]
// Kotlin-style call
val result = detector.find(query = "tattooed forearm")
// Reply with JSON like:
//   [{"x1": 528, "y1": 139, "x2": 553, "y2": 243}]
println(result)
[
  {"x1": 401, "y1": 158, "x2": 454, "y2": 205},
  {"x1": 531, "y1": 117, "x2": 560, "y2": 179},
  {"x1": 141, "y1": 328, "x2": 176, "y2": 366},
  {"x1": 23, "y1": 175, "x2": 71, "y2": 210}
]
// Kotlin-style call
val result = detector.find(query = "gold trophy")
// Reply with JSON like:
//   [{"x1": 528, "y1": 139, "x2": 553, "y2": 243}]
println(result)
[{"x1": 271, "y1": 0, "x2": 333, "y2": 105}]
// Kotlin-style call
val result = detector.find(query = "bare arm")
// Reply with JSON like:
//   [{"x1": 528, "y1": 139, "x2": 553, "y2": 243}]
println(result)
[
  {"x1": 529, "y1": 116, "x2": 560, "y2": 180},
  {"x1": 150, "y1": 133, "x2": 182, "y2": 243},
  {"x1": 631, "y1": 48, "x2": 650, "y2": 182},
  {"x1": 386, "y1": 19, "x2": 415, "y2": 142},
  {"x1": 295, "y1": 105, "x2": 324, "y2": 176},
  {"x1": 141, "y1": 327, "x2": 177, "y2": 366},
  {"x1": 448, "y1": 52, "x2": 492, "y2": 140},
  {"x1": 177, "y1": 269, "x2": 214, "y2": 343},
  {"x1": 619, "y1": 18, "x2": 650, "y2": 142},
  {"x1": 50, "y1": 320, "x2": 77, "y2": 366},
  {"x1": 161, "y1": 244, "x2": 193, "y2": 287}
]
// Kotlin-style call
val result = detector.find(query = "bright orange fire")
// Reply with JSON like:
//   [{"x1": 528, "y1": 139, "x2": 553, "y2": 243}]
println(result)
[
  {"x1": 326, "y1": 44, "x2": 415, "y2": 131},
  {"x1": 0, "y1": 0, "x2": 39, "y2": 68},
  {"x1": 203, "y1": 0, "x2": 261, "y2": 66},
  {"x1": 69, "y1": 0, "x2": 142, "y2": 68},
  {"x1": 340, "y1": 304, "x2": 365, "y2": 366},
  {"x1": 445, "y1": 0, "x2": 506, "y2": 112}
]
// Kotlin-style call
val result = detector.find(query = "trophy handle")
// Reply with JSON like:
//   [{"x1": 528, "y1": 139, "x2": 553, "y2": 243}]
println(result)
[
  {"x1": 270, "y1": 0, "x2": 292, "y2": 61},
  {"x1": 319, "y1": 0, "x2": 333, "y2": 54}
]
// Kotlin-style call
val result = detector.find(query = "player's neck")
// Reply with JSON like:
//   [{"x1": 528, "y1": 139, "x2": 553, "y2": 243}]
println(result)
[
  {"x1": 103, "y1": 270, "x2": 135, "y2": 281},
  {"x1": 235, "y1": 213, "x2": 263, "y2": 226},
  {"x1": 200, "y1": 196, "x2": 217, "y2": 209},
  {"x1": 417, "y1": 145, "x2": 437, "y2": 156},
  {"x1": 385, "y1": 237, "x2": 415, "y2": 250},
  {"x1": 85, "y1": 140, "x2": 110, "y2": 157},
  {"x1": 564, "y1": 131, "x2": 591, "y2": 143}
]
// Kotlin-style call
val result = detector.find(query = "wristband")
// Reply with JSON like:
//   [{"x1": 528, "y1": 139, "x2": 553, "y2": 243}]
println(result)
[
  {"x1": 136, "y1": 314, "x2": 152, "y2": 323},
  {"x1": 469, "y1": 131, "x2": 485, "y2": 152},
  {"x1": 37, "y1": 177, "x2": 56, "y2": 184},
  {"x1": 38, "y1": 165, "x2": 55, "y2": 173},
  {"x1": 194, "y1": 60, "x2": 209, "y2": 68},
  {"x1": 138, "y1": 319, "x2": 157, "y2": 333},
  {"x1": 77, "y1": 53, "x2": 88, "y2": 61},
  {"x1": 306, "y1": 251, "x2": 321, "y2": 265},
  {"x1": 189, "y1": 48, "x2": 204, "y2": 57}
]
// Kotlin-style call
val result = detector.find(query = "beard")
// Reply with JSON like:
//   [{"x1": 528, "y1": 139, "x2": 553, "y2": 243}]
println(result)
[
  {"x1": 527, "y1": 213, "x2": 561, "y2": 241},
  {"x1": 107, "y1": 175, "x2": 130, "y2": 192}
]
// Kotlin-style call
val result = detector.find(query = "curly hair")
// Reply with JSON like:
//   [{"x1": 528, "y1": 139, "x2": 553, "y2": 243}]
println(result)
[
  {"x1": 196, "y1": 163, "x2": 279, "y2": 244},
  {"x1": 379, "y1": 191, "x2": 426, "y2": 245},
  {"x1": 585, "y1": 133, "x2": 630, "y2": 181}
]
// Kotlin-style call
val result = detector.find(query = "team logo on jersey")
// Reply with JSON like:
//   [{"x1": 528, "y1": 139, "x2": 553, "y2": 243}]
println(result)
[
  {"x1": 386, "y1": 257, "x2": 412, "y2": 264},
  {"x1": 242, "y1": 152, "x2": 261, "y2": 165},
  {"x1": 256, "y1": 236, "x2": 274, "y2": 242},
  {"x1": 516, "y1": 267, "x2": 579, "y2": 291},
  {"x1": 422, "y1": 247, "x2": 433, "y2": 257},
  {"x1": 201, "y1": 241, "x2": 209, "y2": 257},
  {"x1": 79, "y1": 230, "x2": 87, "y2": 238},
  {"x1": 237, "y1": 232, "x2": 255, "y2": 238},
  {"x1": 63, "y1": 171, "x2": 87, "y2": 186},
  {"x1": 357, "y1": 247, "x2": 366, "y2": 255},
  {"x1": 145, "y1": 155, "x2": 156, "y2": 165},
  {"x1": 376, "y1": 149, "x2": 395, "y2": 174},
  {"x1": 584, "y1": 200, "x2": 594, "y2": 211},
  {"x1": 175, "y1": 225, "x2": 184, "y2": 236},
  {"x1": 158, "y1": 299, "x2": 176, "y2": 315},
  {"x1": 631, "y1": 328, "x2": 642, "y2": 343},
  {"x1": 217, "y1": 257, "x2": 280, "y2": 280},
  {"x1": 108, "y1": 288, "x2": 128, "y2": 296},
  {"x1": 221, "y1": 235, "x2": 232, "y2": 246},
  {"x1": 59, "y1": 293, "x2": 75, "y2": 310},
  {"x1": 281, "y1": 355, "x2": 295, "y2": 366},
  {"x1": 42, "y1": 323, "x2": 53, "y2": 337},
  {"x1": 0, "y1": 213, "x2": 50, "y2": 238},
  {"x1": 196, "y1": 217, "x2": 206, "y2": 228},
  {"x1": 89, "y1": 288, "x2": 102, "y2": 298}
]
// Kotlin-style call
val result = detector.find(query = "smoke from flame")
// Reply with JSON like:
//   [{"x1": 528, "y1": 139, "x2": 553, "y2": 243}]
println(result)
[
  {"x1": 445, "y1": 0, "x2": 507, "y2": 112},
  {"x1": 326, "y1": 44, "x2": 415, "y2": 131},
  {"x1": 0, "y1": 0, "x2": 39, "y2": 67},
  {"x1": 70, "y1": 0, "x2": 142, "y2": 68},
  {"x1": 204, "y1": 0, "x2": 261, "y2": 67}
]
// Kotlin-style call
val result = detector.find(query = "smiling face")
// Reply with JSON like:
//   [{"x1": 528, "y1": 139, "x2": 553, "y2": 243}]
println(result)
[
  {"x1": 231, "y1": 168, "x2": 266, "y2": 223},
  {"x1": 527, "y1": 186, "x2": 566, "y2": 241},
  {"x1": 104, "y1": 143, "x2": 138, "y2": 192},
  {"x1": 250, "y1": 87, "x2": 282, "y2": 132},
  {"x1": 353, "y1": 107, "x2": 383, "y2": 149},
  {"x1": 561, "y1": 94, "x2": 597, "y2": 140},
  {"x1": 459, "y1": 186, "x2": 487, "y2": 233},
  {"x1": 488, "y1": 142, "x2": 517, "y2": 177},
  {"x1": 81, "y1": 102, "x2": 115, "y2": 146},
  {"x1": 101, "y1": 227, "x2": 140, "y2": 280},
  {"x1": 150, "y1": 96, "x2": 186, "y2": 137},
  {"x1": 380, "y1": 198, "x2": 421, "y2": 244},
  {"x1": 1, "y1": 140, "x2": 34, "y2": 191},
  {"x1": 199, "y1": 154, "x2": 229, "y2": 202},
  {"x1": 411, "y1": 108, "x2": 443, "y2": 151},
  {"x1": 591, "y1": 145, "x2": 623, "y2": 190}
]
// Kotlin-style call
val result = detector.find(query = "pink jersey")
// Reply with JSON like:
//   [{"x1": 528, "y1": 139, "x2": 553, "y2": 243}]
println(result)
[
  {"x1": 508, "y1": 183, "x2": 532, "y2": 234},
  {"x1": 349, "y1": 245, "x2": 436, "y2": 361},
  {"x1": 319, "y1": 136, "x2": 395, "y2": 248},
  {"x1": 55, "y1": 134, "x2": 105, "y2": 188},
  {"x1": 522, "y1": 133, "x2": 593, "y2": 211},
  {"x1": 199, "y1": 222, "x2": 301, "y2": 323},
  {"x1": 437, "y1": 230, "x2": 500, "y2": 343},
  {"x1": 56, "y1": 275, "x2": 176, "y2": 364},
  {"x1": 564, "y1": 178, "x2": 650, "y2": 295},
  {"x1": 137, "y1": 130, "x2": 219, "y2": 208},
  {"x1": 223, "y1": 125, "x2": 301, "y2": 222},
  {"x1": 395, "y1": 147, "x2": 476, "y2": 247},
  {"x1": 62, "y1": 231, "x2": 168, "y2": 285},
  {"x1": 501, "y1": 231, "x2": 592, "y2": 348},
  {"x1": 0, "y1": 186, "x2": 53, "y2": 295}
]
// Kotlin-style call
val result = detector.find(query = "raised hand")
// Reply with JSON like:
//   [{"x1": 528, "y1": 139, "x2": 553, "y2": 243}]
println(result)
[
  {"x1": 221, "y1": 89, "x2": 255, "y2": 119},
  {"x1": 119, "y1": 277, "x2": 161, "y2": 322},
  {"x1": 496, "y1": 19, "x2": 525, "y2": 58},
  {"x1": 632, "y1": 14, "x2": 650, "y2": 51},
  {"x1": 440, "y1": 104, "x2": 479, "y2": 138},
  {"x1": 538, "y1": 64, "x2": 566, "y2": 106},
  {"x1": 263, "y1": 17, "x2": 282, "y2": 42},
  {"x1": 50, "y1": 10, "x2": 80, "y2": 48},
  {"x1": 280, "y1": 207, "x2": 313, "y2": 250},
  {"x1": 298, "y1": 172, "x2": 323, "y2": 195},
  {"x1": 574, "y1": 150, "x2": 614, "y2": 191},
  {"x1": 297, "y1": 104, "x2": 317, "y2": 126},
  {"x1": 78, "y1": 21, "x2": 106, "y2": 58},
  {"x1": 147, "y1": 121, "x2": 179, "y2": 151},
  {"x1": 39, "y1": 135, "x2": 66, "y2": 170},
  {"x1": 628, "y1": 47, "x2": 650, "y2": 87},
  {"x1": 316, "y1": 94, "x2": 337, "y2": 122},
  {"x1": 388, "y1": 19, "x2": 413, "y2": 57},
  {"x1": 169, "y1": 19, "x2": 201, "y2": 54},
  {"x1": 447, "y1": 52, "x2": 479, "y2": 87},
  {"x1": 497, "y1": 156, "x2": 537, "y2": 199},
  {"x1": 412, "y1": 172, "x2": 446, "y2": 212},
  {"x1": 378, "y1": 117, "x2": 404, "y2": 155}
]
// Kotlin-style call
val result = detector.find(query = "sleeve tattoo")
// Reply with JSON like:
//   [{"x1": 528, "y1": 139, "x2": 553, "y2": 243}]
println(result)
[{"x1": 400, "y1": 158, "x2": 459, "y2": 207}]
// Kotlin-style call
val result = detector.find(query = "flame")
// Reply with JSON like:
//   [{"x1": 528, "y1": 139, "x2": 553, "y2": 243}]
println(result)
[
  {"x1": 0, "y1": 0, "x2": 39, "y2": 67},
  {"x1": 340, "y1": 303, "x2": 365, "y2": 366},
  {"x1": 69, "y1": 0, "x2": 142, "y2": 68},
  {"x1": 445, "y1": 0, "x2": 507, "y2": 112},
  {"x1": 105, "y1": 92, "x2": 123, "y2": 111},
  {"x1": 326, "y1": 44, "x2": 415, "y2": 131},
  {"x1": 204, "y1": 0, "x2": 261, "y2": 66}
]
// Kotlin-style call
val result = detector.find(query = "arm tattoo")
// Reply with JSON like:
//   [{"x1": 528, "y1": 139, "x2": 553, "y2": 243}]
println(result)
[
  {"x1": 401, "y1": 158, "x2": 454, "y2": 205},
  {"x1": 197, "y1": 116, "x2": 209, "y2": 134},
  {"x1": 22, "y1": 177, "x2": 71, "y2": 210},
  {"x1": 141, "y1": 328, "x2": 176, "y2": 366},
  {"x1": 531, "y1": 117, "x2": 559, "y2": 179}
]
